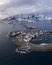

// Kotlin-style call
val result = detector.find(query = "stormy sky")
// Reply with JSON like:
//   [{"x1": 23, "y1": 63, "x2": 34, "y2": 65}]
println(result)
[{"x1": 0, "y1": 0, "x2": 52, "y2": 19}]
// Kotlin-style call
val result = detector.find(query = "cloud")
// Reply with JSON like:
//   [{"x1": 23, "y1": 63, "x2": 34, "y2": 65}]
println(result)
[{"x1": 0, "y1": 0, "x2": 52, "y2": 19}]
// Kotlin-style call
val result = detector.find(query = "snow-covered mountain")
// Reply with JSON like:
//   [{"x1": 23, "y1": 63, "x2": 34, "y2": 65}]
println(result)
[{"x1": 1, "y1": 13, "x2": 52, "y2": 22}]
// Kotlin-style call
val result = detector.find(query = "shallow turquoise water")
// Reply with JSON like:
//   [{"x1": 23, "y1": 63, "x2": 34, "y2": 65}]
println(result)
[{"x1": 30, "y1": 34, "x2": 52, "y2": 44}]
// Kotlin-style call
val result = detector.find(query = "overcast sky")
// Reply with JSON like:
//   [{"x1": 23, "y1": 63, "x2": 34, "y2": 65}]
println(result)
[{"x1": 0, "y1": 0, "x2": 52, "y2": 19}]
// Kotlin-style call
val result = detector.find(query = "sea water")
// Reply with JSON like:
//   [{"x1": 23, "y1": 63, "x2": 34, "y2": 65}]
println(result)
[{"x1": 0, "y1": 20, "x2": 52, "y2": 65}]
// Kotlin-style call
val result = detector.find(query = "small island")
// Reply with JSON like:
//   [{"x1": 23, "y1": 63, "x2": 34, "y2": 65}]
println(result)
[{"x1": 8, "y1": 30, "x2": 52, "y2": 54}]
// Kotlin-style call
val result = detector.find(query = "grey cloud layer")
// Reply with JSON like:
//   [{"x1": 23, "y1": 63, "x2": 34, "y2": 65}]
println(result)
[{"x1": 0, "y1": 0, "x2": 52, "y2": 18}]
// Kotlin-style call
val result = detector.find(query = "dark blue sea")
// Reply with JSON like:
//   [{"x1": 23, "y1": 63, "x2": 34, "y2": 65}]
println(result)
[{"x1": 0, "y1": 20, "x2": 52, "y2": 65}]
